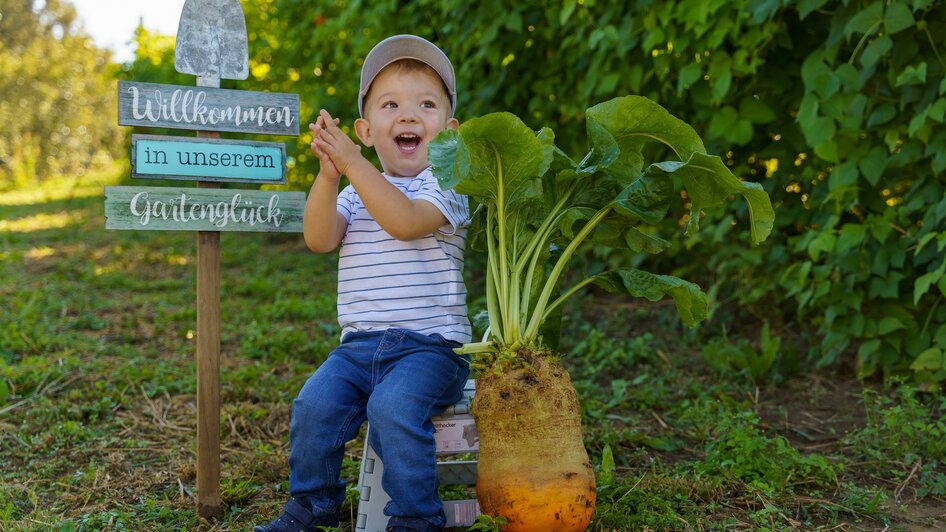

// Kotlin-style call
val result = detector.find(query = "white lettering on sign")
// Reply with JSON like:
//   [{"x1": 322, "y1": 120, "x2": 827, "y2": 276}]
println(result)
[
  {"x1": 127, "y1": 85, "x2": 294, "y2": 129},
  {"x1": 129, "y1": 191, "x2": 283, "y2": 229}
]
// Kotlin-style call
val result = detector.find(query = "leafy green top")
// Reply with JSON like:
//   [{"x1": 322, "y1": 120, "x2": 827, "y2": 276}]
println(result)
[{"x1": 430, "y1": 96, "x2": 774, "y2": 354}]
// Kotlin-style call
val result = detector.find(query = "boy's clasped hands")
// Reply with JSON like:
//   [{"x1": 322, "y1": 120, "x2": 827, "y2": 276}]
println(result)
[{"x1": 309, "y1": 109, "x2": 360, "y2": 180}]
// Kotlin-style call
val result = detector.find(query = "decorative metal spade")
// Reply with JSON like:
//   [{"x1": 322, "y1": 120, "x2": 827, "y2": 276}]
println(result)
[
  {"x1": 175, "y1": 0, "x2": 249, "y2": 85},
  {"x1": 173, "y1": 0, "x2": 249, "y2": 519}
]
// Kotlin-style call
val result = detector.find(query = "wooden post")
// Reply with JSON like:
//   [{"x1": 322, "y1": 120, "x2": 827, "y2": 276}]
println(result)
[
  {"x1": 195, "y1": 72, "x2": 224, "y2": 519},
  {"x1": 195, "y1": 204, "x2": 222, "y2": 519}
]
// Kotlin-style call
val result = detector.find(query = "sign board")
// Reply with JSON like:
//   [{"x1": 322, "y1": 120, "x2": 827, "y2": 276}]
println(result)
[
  {"x1": 434, "y1": 416, "x2": 479, "y2": 453},
  {"x1": 118, "y1": 81, "x2": 300, "y2": 136},
  {"x1": 131, "y1": 135, "x2": 286, "y2": 184},
  {"x1": 104, "y1": 186, "x2": 304, "y2": 232}
]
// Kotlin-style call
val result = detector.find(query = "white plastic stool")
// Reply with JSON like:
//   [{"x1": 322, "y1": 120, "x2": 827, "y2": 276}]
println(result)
[{"x1": 355, "y1": 379, "x2": 480, "y2": 531}]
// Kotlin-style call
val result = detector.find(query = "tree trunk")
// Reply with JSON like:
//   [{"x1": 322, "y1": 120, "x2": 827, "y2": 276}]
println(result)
[{"x1": 473, "y1": 353, "x2": 596, "y2": 531}]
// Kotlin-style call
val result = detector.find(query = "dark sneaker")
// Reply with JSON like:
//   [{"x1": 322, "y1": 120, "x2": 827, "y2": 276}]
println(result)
[
  {"x1": 385, "y1": 516, "x2": 444, "y2": 532},
  {"x1": 254, "y1": 499, "x2": 339, "y2": 532}
]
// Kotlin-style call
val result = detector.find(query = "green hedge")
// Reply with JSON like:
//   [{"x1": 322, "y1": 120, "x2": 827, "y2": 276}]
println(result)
[{"x1": 125, "y1": 0, "x2": 946, "y2": 382}]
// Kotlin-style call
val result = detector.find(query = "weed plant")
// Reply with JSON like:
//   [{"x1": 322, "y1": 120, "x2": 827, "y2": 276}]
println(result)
[{"x1": 843, "y1": 384, "x2": 946, "y2": 498}]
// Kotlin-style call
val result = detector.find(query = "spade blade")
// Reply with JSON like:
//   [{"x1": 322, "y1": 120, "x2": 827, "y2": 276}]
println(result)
[{"x1": 174, "y1": 0, "x2": 249, "y2": 81}]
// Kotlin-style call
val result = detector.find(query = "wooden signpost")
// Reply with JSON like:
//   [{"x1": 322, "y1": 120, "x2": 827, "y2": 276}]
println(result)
[{"x1": 106, "y1": 0, "x2": 303, "y2": 519}]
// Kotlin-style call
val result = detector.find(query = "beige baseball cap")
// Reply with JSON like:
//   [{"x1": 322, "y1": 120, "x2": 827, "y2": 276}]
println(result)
[{"x1": 358, "y1": 34, "x2": 457, "y2": 118}]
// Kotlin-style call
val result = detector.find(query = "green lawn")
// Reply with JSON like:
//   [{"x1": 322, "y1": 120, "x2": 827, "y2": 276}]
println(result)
[{"x1": 1, "y1": 177, "x2": 944, "y2": 530}]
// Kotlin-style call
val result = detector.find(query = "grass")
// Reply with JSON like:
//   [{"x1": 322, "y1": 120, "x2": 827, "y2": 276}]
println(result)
[{"x1": 1, "y1": 173, "x2": 945, "y2": 530}]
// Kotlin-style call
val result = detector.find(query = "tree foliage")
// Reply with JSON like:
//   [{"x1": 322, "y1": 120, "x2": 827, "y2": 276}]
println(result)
[
  {"x1": 121, "y1": 0, "x2": 946, "y2": 382},
  {"x1": 0, "y1": 0, "x2": 120, "y2": 189}
]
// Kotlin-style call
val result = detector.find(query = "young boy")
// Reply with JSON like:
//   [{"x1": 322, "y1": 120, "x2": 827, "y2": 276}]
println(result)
[{"x1": 255, "y1": 35, "x2": 471, "y2": 532}]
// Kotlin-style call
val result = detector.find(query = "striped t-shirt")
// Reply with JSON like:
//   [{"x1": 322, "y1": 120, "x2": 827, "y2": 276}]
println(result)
[{"x1": 335, "y1": 166, "x2": 472, "y2": 344}]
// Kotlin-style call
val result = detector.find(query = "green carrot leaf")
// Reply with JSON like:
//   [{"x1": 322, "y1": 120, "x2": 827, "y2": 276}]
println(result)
[
  {"x1": 428, "y1": 128, "x2": 469, "y2": 192},
  {"x1": 653, "y1": 152, "x2": 775, "y2": 244},
  {"x1": 577, "y1": 114, "x2": 619, "y2": 174},
  {"x1": 590, "y1": 269, "x2": 709, "y2": 327},
  {"x1": 586, "y1": 96, "x2": 706, "y2": 179},
  {"x1": 624, "y1": 227, "x2": 672, "y2": 254},
  {"x1": 609, "y1": 171, "x2": 675, "y2": 225},
  {"x1": 430, "y1": 112, "x2": 547, "y2": 207}
]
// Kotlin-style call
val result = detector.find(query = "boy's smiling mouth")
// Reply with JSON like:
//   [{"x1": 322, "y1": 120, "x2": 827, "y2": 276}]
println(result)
[{"x1": 395, "y1": 133, "x2": 422, "y2": 154}]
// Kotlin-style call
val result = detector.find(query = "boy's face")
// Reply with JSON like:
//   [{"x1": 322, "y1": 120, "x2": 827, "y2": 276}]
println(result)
[{"x1": 355, "y1": 66, "x2": 458, "y2": 178}]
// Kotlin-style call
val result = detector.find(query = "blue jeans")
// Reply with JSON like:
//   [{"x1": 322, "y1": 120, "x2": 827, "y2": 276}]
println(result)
[{"x1": 288, "y1": 328, "x2": 470, "y2": 527}]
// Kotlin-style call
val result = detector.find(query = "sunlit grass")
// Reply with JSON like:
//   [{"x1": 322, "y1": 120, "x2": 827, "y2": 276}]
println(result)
[
  {"x1": 166, "y1": 254, "x2": 191, "y2": 266},
  {"x1": 0, "y1": 164, "x2": 125, "y2": 207},
  {"x1": 24, "y1": 247, "x2": 56, "y2": 259},
  {"x1": 0, "y1": 210, "x2": 86, "y2": 233},
  {"x1": 92, "y1": 263, "x2": 123, "y2": 276}
]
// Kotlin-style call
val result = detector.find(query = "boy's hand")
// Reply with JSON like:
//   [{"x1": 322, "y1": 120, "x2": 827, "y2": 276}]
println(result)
[
  {"x1": 309, "y1": 114, "x2": 342, "y2": 183},
  {"x1": 311, "y1": 109, "x2": 367, "y2": 176}
]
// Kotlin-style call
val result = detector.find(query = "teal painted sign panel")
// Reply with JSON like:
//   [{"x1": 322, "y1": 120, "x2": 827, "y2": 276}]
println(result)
[
  {"x1": 131, "y1": 135, "x2": 286, "y2": 184},
  {"x1": 105, "y1": 186, "x2": 304, "y2": 233}
]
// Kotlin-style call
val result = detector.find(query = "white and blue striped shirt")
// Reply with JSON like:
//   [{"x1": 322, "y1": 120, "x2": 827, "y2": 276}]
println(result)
[{"x1": 336, "y1": 167, "x2": 472, "y2": 344}]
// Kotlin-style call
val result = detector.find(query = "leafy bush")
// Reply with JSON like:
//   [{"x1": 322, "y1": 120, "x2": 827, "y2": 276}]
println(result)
[
  {"x1": 118, "y1": 1, "x2": 946, "y2": 379},
  {"x1": 626, "y1": 0, "x2": 946, "y2": 381}
]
